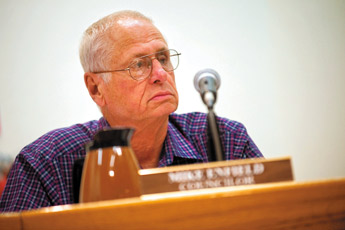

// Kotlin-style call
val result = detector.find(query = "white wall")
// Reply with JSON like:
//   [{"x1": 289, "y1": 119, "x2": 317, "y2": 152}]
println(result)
[{"x1": 0, "y1": 0, "x2": 344, "y2": 181}]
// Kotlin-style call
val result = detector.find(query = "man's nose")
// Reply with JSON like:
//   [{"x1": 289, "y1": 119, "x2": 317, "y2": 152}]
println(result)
[{"x1": 149, "y1": 59, "x2": 167, "y2": 84}]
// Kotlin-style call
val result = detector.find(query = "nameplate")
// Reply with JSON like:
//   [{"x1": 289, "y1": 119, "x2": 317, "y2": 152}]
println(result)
[{"x1": 139, "y1": 157, "x2": 293, "y2": 194}]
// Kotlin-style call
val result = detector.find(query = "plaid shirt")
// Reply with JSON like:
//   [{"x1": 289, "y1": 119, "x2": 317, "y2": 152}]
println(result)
[{"x1": 0, "y1": 112, "x2": 262, "y2": 212}]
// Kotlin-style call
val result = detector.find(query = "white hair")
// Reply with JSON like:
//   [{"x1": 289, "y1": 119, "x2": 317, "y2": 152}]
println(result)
[{"x1": 79, "y1": 10, "x2": 153, "y2": 81}]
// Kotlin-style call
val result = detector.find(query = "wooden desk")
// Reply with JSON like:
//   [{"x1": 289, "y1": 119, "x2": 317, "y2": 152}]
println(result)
[
  {"x1": 1, "y1": 178, "x2": 345, "y2": 230},
  {"x1": 0, "y1": 212, "x2": 21, "y2": 230}
]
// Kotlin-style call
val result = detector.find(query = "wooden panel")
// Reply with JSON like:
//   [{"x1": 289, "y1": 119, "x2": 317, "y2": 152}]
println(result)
[
  {"x1": 19, "y1": 178, "x2": 345, "y2": 230},
  {"x1": 0, "y1": 212, "x2": 21, "y2": 230}
]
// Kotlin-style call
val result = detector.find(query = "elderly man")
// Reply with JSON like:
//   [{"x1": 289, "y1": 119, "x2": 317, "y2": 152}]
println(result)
[{"x1": 0, "y1": 10, "x2": 262, "y2": 212}]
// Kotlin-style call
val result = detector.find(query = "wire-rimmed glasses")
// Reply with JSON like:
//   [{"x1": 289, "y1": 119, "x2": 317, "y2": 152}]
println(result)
[{"x1": 93, "y1": 49, "x2": 181, "y2": 81}]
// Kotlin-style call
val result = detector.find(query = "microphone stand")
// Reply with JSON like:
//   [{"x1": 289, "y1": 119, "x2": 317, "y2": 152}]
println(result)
[
  {"x1": 204, "y1": 92, "x2": 224, "y2": 162},
  {"x1": 207, "y1": 109, "x2": 224, "y2": 161}
]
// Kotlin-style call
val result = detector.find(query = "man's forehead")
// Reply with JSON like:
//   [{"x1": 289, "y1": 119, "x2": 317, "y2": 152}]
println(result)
[
  {"x1": 109, "y1": 20, "x2": 166, "y2": 48},
  {"x1": 106, "y1": 19, "x2": 167, "y2": 66},
  {"x1": 109, "y1": 18, "x2": 162, "y2": 40},
  {"x1": 116, "y1": 18, "x2": 143, "y2": 27}
]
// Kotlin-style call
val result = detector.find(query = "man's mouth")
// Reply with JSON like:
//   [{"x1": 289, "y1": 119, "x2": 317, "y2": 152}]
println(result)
[{"x1": 150, "y1": 91, "x2": 173, "y2": 101}]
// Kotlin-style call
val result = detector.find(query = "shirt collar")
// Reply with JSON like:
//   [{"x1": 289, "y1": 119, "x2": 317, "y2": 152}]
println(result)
[
  {"x1": 101, "y1": 116, "x2": 204, "y2": 167},
  {"x1": 159, "y1": 120, "x2": 204, "y2": 167},
  {"x1": 99, "y1": 117, "x2": 110, "y2": 129}
]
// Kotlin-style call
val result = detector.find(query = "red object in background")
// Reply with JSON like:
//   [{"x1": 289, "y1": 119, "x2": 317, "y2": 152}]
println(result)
[
  {"x1": 0, "y1": 162, "x2": 12, "y2": 197},
  {"x1": 0, "y1": 176, "x2": 6, "y2": 197},
  {"x1": 0, "y1": 177, "x2": 7, "y2": 197}
]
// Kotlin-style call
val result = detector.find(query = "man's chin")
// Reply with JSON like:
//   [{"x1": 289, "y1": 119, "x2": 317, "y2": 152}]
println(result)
[{"x1": 150, "y1": 102, "x2": 178, "y2": 117}]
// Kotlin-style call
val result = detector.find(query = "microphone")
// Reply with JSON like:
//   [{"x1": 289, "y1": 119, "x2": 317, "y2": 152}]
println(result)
[
  {"x1": 194, "y1": 68, "x2": 224, "y2": 161},
  {"x1": 194, "y1": 69, "x2": 221, "y2": 109}
]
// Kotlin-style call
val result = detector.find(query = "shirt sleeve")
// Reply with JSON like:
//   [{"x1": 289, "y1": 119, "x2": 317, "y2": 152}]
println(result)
[
  {"x1": 0, "y1": 152, "x2": 52, "y2": 212},
  {"x1": 242, "y1": 133, "x2": 263, "y2": 158}
]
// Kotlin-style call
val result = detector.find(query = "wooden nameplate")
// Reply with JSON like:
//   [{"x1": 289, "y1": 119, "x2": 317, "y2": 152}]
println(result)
[{"x1": 139, "y1": 157, "x2": 293, "y2": 195}]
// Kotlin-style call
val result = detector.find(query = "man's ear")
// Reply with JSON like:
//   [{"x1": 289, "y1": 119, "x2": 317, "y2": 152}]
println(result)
[{"x1": 84, "y1": 72, "x2": 106, "y2": 107}]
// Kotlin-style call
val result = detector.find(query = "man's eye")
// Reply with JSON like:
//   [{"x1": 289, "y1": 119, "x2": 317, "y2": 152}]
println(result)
[
  {"x1": 136, "y1": 60, "x2": 144, "y2": 68},
  {"x1": 157, "y1": 55, "x2": 168, "y2": 65},
  {"x1": 131, "y1": 59, "x2": 147, "y2": 69}
]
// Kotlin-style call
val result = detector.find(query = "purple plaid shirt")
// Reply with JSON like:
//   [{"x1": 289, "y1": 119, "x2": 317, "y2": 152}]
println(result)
[{"x1": 0, "y1": 112, "x2": 262, "y2": 212}]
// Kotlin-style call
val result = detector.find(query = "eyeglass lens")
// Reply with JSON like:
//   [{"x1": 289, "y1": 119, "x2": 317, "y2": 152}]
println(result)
[{"x1": 129, "y1": 49, "x2": 179, "y2": 80}]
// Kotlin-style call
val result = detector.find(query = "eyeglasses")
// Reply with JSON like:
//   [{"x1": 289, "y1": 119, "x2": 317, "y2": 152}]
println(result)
[{"x1": 93, "y1": 49, "x2": 181, "y2": 81}]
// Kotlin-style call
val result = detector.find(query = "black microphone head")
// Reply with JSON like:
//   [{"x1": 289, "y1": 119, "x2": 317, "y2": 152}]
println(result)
[{"x1": 194, "y1": 68, "x2": 221, "y2": 93}]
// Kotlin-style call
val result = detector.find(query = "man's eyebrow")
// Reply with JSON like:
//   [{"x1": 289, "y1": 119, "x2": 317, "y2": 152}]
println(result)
[{"x1": 132, "y1": 48, "x2": 169, "y2": 59}]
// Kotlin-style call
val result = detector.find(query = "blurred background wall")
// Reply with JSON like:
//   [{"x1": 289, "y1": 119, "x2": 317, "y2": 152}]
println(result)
[{"x1": 0, "y1": 0, "x2": 344, "y2": 181}]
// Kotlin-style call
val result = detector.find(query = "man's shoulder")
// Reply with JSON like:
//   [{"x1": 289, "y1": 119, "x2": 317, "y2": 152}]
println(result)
[
  {"x1": 169, "y1": 112, "x2": 245, "y2": 135},
  {"x1": 169, "y1": 112, "x2": 207, "y2": 132},
  {"x1": 20, "y1": 118, "x2": 107, "y2": 162}
]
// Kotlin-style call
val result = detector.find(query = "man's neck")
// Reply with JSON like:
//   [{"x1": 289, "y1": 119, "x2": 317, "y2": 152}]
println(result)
[
  {"x1": 107, "y1": 115, "x2": 169, "y2": 169},
  {"x1": 132, "y1": 117, "x2": 169, "y2": 168}
]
